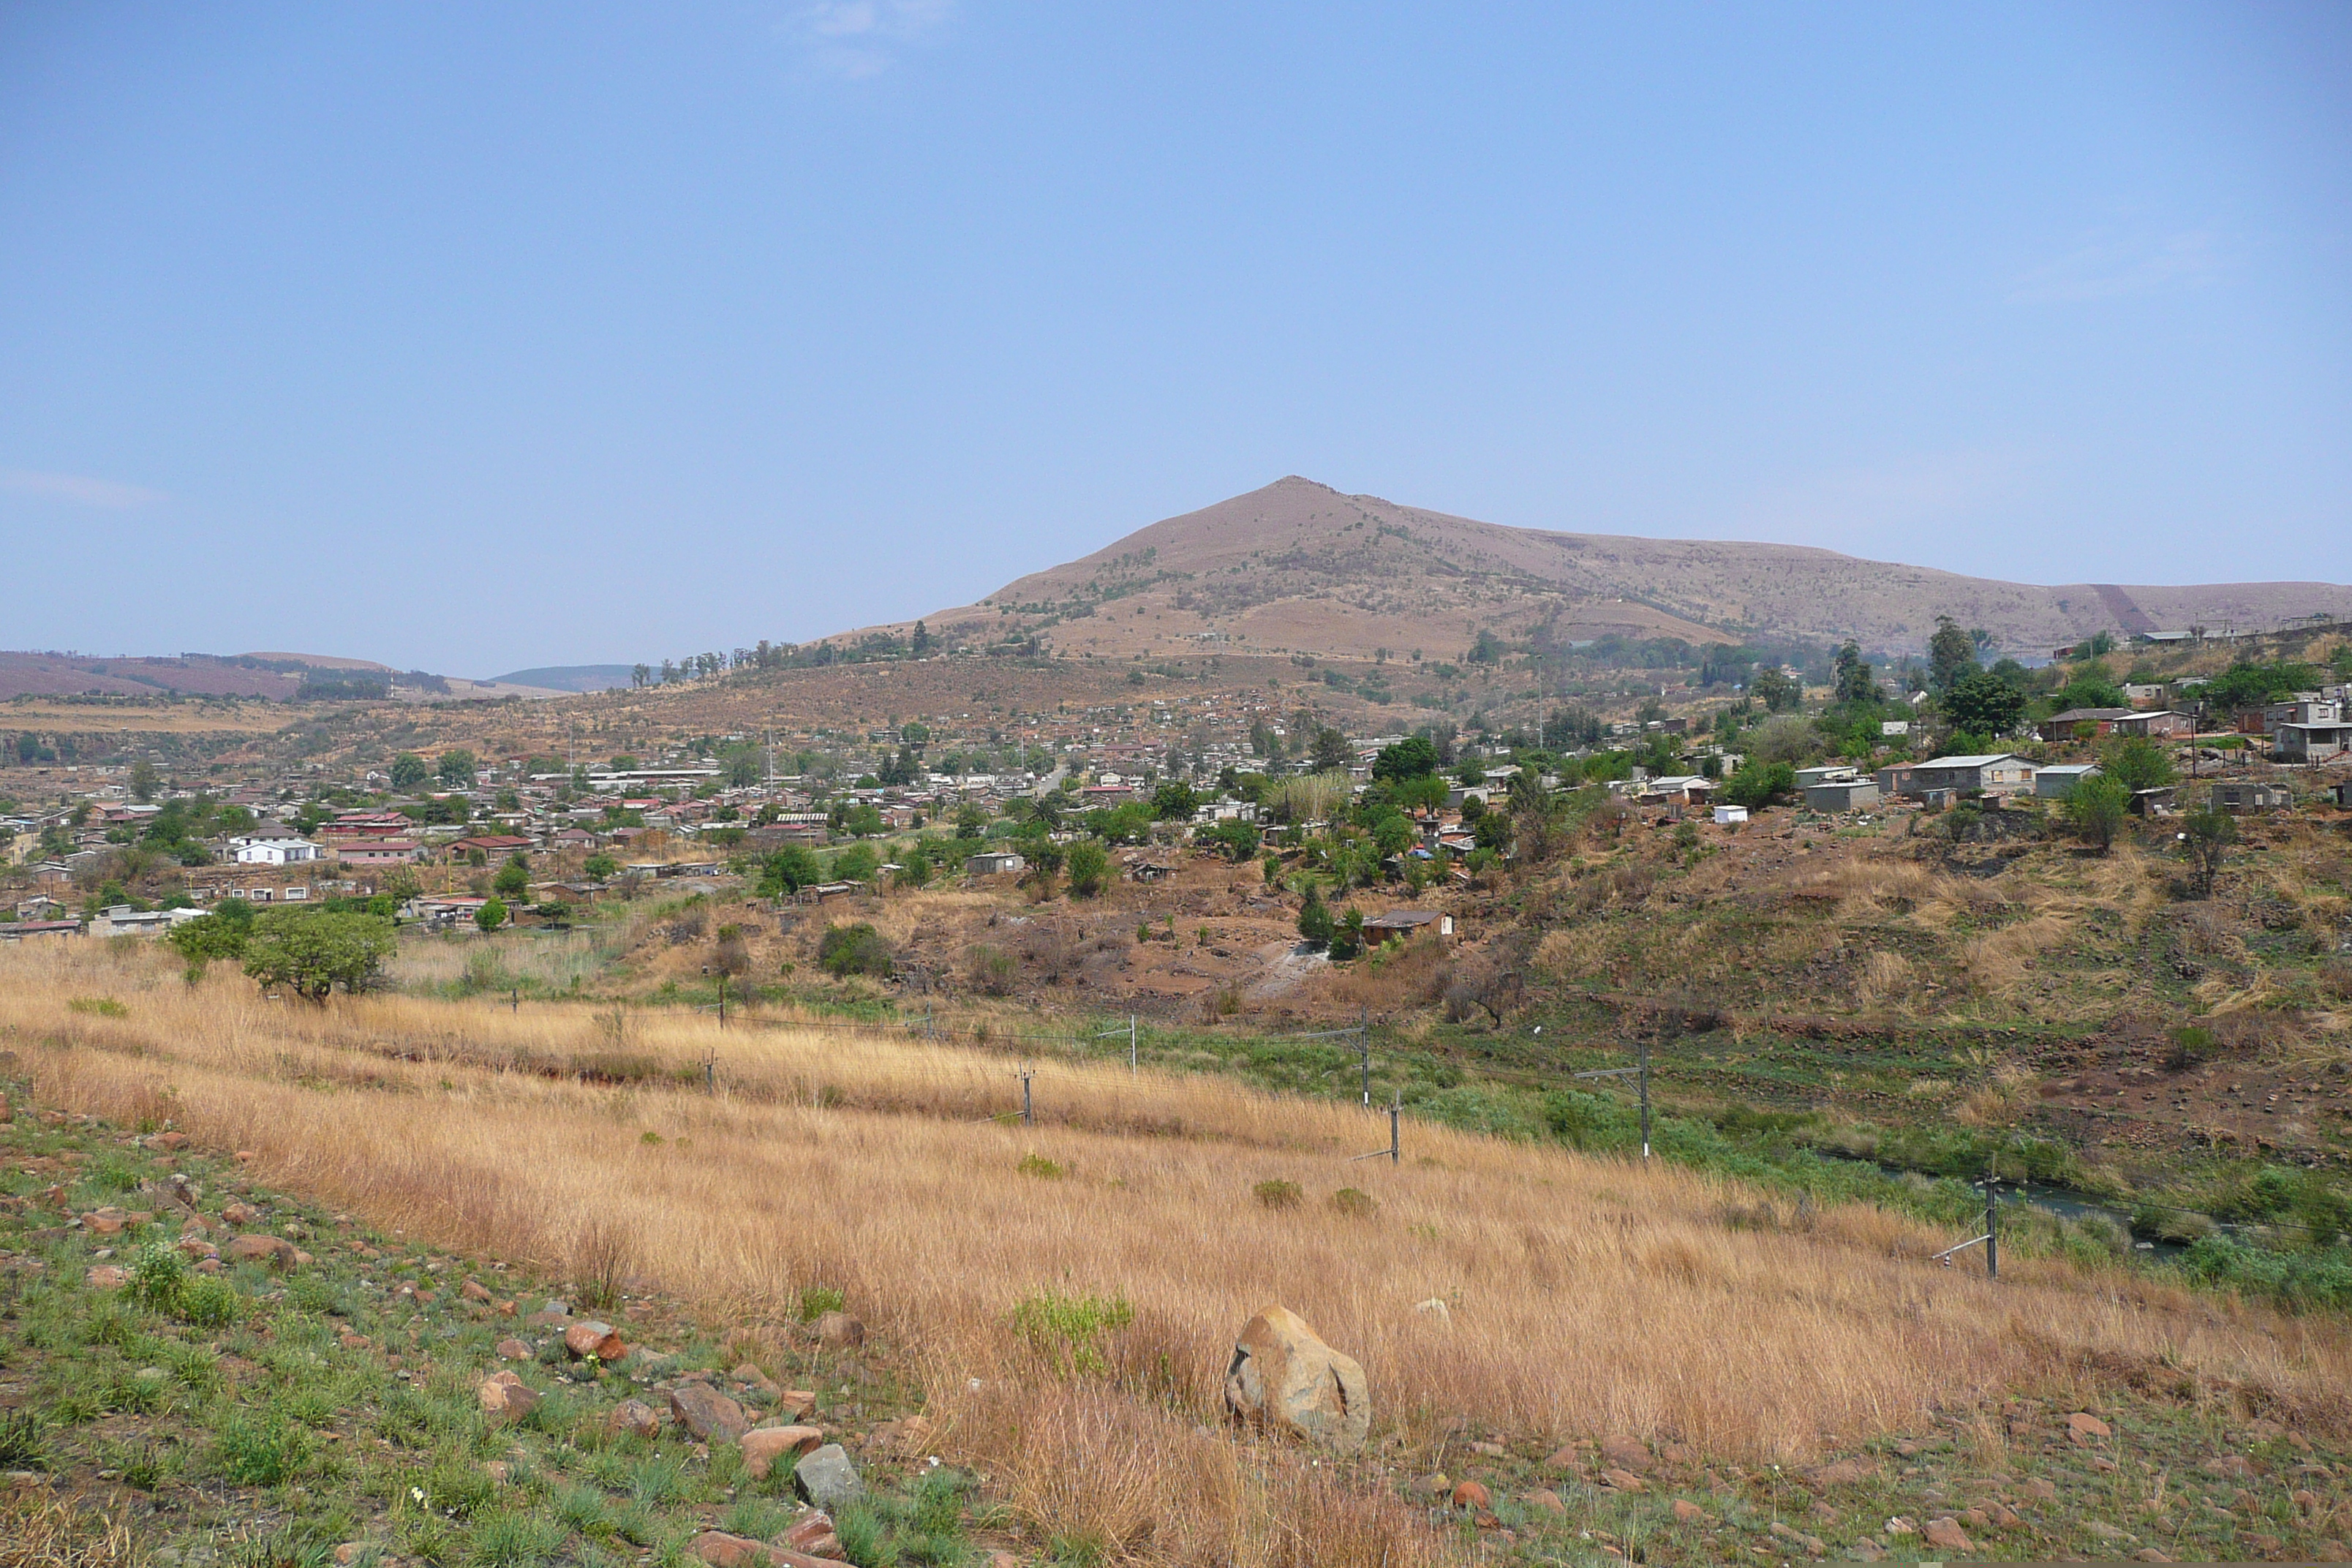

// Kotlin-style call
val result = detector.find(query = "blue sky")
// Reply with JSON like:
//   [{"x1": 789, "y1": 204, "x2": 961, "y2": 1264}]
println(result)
[{"x1": 2, "y1": 2, "x2": 2346, "y2": 676}]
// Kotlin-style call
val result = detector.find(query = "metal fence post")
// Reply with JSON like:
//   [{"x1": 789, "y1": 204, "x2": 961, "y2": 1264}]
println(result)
[{"x1": 1390, "y1": 1093, "x2": 1400, "y2": 1164}]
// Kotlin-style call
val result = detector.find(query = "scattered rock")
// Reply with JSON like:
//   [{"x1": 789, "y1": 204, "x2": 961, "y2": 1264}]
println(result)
[
  {"x1": 339, "y1": 1333, "x2": 371, "y2": 1350},
  {"x1": 563, "y1": 1320, "x2": 628, "y2": 1361},
  {"x1": 226, "y1": 1233, "x2": 298, "y2": 1267},
  {"x1": 1526, "y1": 1489, "x2": 1566, "y2": 1516},
  {"x1": 1921, "y1": 1517, "x2": 1970, "y2": 1552},
  {"x1": 1469, "y1": 1439, "x2": 1505, "y2": 1457},
  {"x1": 461, "y1": 1279, "x2": 492, "y2": 1302},
  {"x1": 780, "y1": 1512, "x2": 841, "y2": 1557},
  {"x1": 1601, "y1": 1468, "x2": 1646, "y2": 1493},
  {"x1": 176, "y1": 1236, "x2": 218, "y2": 1260},
  {"x1": 1988, "y1": 1501, "x2": 2021, "y2": 1527},
  {"x1": 2066, "y1": 1411, "x2": 2111, "y2": 1441},
  {"x1": 1412, "y1": 1297, "x2": 1451, "y2": 1324},
  {"x1": 1671, "y1": 1499, "x2": 1708, "y2": 1525},
  {"x1": 607, "y1": 1398, "x2": 661, "y2": 1439},
  {"x1": 2082, "y1": 1519, "x2": 2130, "y2": 1541},
  {"x1": 777, "y1": 1388, "x2": 820, "y2": 1420},
  {"x1": 794, "y1": 1442, "x2": 864, "y2": 1510},
  {"x1": 477, "y1": 1371, "x2": 539, "y2": 1427},
  {"x1": 814, "y1": 1311, "x2": 864, "y2": 1349},
  {"x1": 85, "y1": 1264, "x2": 127, "y2": 1289},
  {"x1": 1541, "y1": 1444, "x2": 1583, "y2": 1473},
  {"x1": 1221, "y1": 1305, "x2": 1371, "y2": 1452},
  {"x1": 1600, "y1": 1433, "x2": 1652, "y2": 1474},
  {"x1": 222, "y1": 1201, "x2": 260, "y2": 1226},
  {"x1": 1812, "y1": 1458, "x2": 1872, "y2": 1487},
  {"x1": 2089, "y1": 1455, "x2": 2117, "y2": 1473},
  {"x1": 2020, "y1": 1477, "x2": 2057, "y2": 1500},
  {"x1": 83, "y1": 1208, "x2": 128, "y2": 1235},
  {"x1": 1770, "y1": 1520, "x2": 1826, "y2": 1557},
  {"x1": 2201, "y1": 1454, "x2": 2258, "y2": 1480},
  {"x1": 1883, "y1": 1517, "x2": 1915, "y2": 1535},
  {"x1": 233, "y1": 1150, "x2": 257, "y2": 1162},
  {"x1": 1452, "y1": 1480, "x2": 1490, "y2": 1509},
  {"x1": 670, "y1": 1382, "x2": 750, "y2": 1443},
  {"x1": 1848, "y1": 1539, "x2": 1885, "y2": 1561},
  {"x1": 870, "y1": 1414, "x2": 934, "y2": 1456},
  {"x1": 739, "y1": 1425, "x2": 825, "y2": 1480},
  {"x1": 687, "y1": 1532, "x2": 772, "y2": 1568},
  {"x1": 496, "y1": 1338, "x2": 532, "y2": 1360},
  {"x1": 1405, "y1": 1472, "x2": 1450, "y2": 1501},
  {"x1": 731, "y1": 1362, "x2": 782, "y2": 1398},
  {"x1": 1809, "y1": 1500, "x2": 1841, "y2": 1526}
]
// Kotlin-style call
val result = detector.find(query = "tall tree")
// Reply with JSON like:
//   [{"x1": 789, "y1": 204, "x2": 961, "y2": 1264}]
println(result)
[{"x1": 1929, "y1": 616, "x2": 1979, "y2": 693}]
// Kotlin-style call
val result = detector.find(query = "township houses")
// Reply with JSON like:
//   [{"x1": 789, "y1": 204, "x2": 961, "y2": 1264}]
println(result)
[
  {"x1": 447, "y1": 834, "x2": 535, "y2": 859},
  {"x1": 2035, "y1": 763, "x2": 2103, "y2": 799},
  {"x1": 335, "y1": 839, "x2": 423, "y2": 867},
  {"x1": 230, "y1": 824, "x2": 323, "y2": 864},
  {"x1": 2261, "y1": 698, "x2": 2351, "y2": 763},
  {"x1": 1899, "y1": 754, "x2": 2038, "y2": 799},
  {"x1": 1364, "y1": 908, "x2": 1452, "y2": 942},
  {"x1": 2038, "y1": 708, "x2": 2196, "y2": 742}
]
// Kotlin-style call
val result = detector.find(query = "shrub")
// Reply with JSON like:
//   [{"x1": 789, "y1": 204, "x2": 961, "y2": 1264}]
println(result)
[
  {"x1": 797, "y1": 1285, "x2": 846, "y2": 1322},
  {"x1": 174, "y1": 1275, "x2": 244, "y2": 1330},
  {"x1": 1017, "y1": 1153, "x2": 1066, "y2": 1180},
  {"x1": 1253, "y1": 1179, "x2": 1303, "y2": 1210},
  {"x1": 464, "y1": 1508, "x2": 565, "y2": 1568},
  {"x1": 125, "y1": 1238, "x2": 187, "y2": 1313},
  {"x1": 2062, "y1": 774, "x2": 2131, "y2": 852},
  {"x1": 816, "y1": 922, "x2": 892, "y2": 979},
  {"x1": 2164, "y1": 1025, "x2": 2218, "y2": 1072},
  {"x1": 1008, "y1": 1288, "x2": 1133, "y2": 1376},
  {"x1": 0, "y1": 1409, "x2": 47, "y2": 1470},
  {"x1": 965, "y1": 943, "x2": 1017, "y2": 996},
  {"x1": 211, "y1": 1409, "x2": 308, "y2": 1485},
  {"x1": 1330, "y1": 1187, "x2": 1377, "y2": 1218}
]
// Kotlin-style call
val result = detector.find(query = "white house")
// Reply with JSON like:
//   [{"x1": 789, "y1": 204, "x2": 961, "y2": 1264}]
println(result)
[{"x1": 233, "y1": 829, "x2": 323, "y2": 866}]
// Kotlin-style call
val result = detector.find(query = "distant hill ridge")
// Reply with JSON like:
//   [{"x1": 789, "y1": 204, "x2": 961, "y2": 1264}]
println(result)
[{"x1": 870, "y1": 477, "x2": 2351, "y2": 662}]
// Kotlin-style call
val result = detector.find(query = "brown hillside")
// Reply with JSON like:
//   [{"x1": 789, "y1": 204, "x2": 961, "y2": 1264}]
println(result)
[{"x1": 881, "y1": 476, "x2": 2351, "y2": 661}]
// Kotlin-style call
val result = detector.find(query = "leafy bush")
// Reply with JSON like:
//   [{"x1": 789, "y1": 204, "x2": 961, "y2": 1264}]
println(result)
[
  {"x1": 1008, "y1": 1289, "x2": 1133, "y2": 1376},
  {"x1": 125, "y1": 1238, "x2": 188, "y2": 1313},
  {"x1": 1065, "y1": 840, "x2": 1109, "y2": 899},
  {"x1": 211, "y1": 1409, "x2": 309, "y2": 1485},
  {"x1": 1330, "y1": 1187, "x2": 1377, "y2": 1218},
  {"x1": 1017, "y1": 1153, "x2": 1066, "y2": 1180},
  {"x1": 816, "y1": 923, "x2": 892, "y2": 979},
  {"x1": 796, "y1": 1285, "x2": 846, "y2": 1322},
  {"x1": 1253, "y1": 1179, "x2": 1302, "y2": 1210},
  {"x1": 174, "y1": 1274, "x2": 244, "y2": 1330},
  {"x1": 0, "y1": 1409, "x2": 48, "y2": 1469}
]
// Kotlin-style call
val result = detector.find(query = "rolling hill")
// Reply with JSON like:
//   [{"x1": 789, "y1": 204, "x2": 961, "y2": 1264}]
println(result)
[{"x1": 871, "y1": 476, "x2": 2352, "y2": 663}]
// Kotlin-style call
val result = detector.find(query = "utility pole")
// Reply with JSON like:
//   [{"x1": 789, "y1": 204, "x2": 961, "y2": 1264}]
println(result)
[
  {"x1": 1360, "y1": 1036, "x2": 1373, "y2": 1107},
  {"x1": 1574, "y1": 1035, "x2": 1654, "y2": 1160}
]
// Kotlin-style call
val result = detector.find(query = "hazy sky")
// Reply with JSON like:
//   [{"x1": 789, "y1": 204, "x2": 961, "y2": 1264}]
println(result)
[{"x1": 3, "y1": 4, "x2": 2348, "y2": 675}]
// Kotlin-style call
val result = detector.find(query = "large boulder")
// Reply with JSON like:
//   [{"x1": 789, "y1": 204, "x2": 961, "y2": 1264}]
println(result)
[
  {"x1": 226, "y1": 1233, "x2": 298, "y2": 1267},
  {"x1": 738, "y1": 1424, "x2": 824, "y2": 1480},
  {"x1": 564, "y1": 1320, "x2": 629, "y2": 1361},
  {"x1": 1222, "y1": 1305, "x2": 1370, "y2": 1452}
]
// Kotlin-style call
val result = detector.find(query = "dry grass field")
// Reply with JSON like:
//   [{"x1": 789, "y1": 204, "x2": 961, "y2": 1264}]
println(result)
[{"x1": 7, "y1": 941, "x2": 2351, "y2": 1561}]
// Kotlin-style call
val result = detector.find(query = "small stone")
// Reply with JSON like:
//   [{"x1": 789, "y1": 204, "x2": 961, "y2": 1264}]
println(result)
[
  {"x1": 478, "y1": 1371, "x2": 539, "y2": 1426},
  {"x1": 2131, "y1": 1550, "x2": 2174, "y2": 1563},
  {"x1": 2067, "y1": 1411, "x2": 2111, "y2": 1441},
  {"x1": 739, "y1": 1425, "x2": 825, "y2": 1480},
  {"x1": 1469, "y1": 1439, "x2": 1505, "y2": 1457},
  {"x1": 607, "y1": 1398, "x2": 661, "y2": 1439},
  {"x1": 222, "y1": 1201, "x2": 260, "y2": 1225},
  {"x1": 193, "y1": 1256, "x2": 222, "y2": 1274},
  {"x1": 1526, "y1": 1489, "x2": 1567, "y2": 1516},
  {"x1": 1988, "y1": 1501, "x2": 2021, "y2": 1527},
  {"x1": 794, "y1": 1442, "x2": 864, "y2": 1509},
  {"x1": 177, "y1": 1236, "x2": 219, "y2": 1260},
  {"x1": 815, "y1": 1311, "x2": 864, "y2": 1349},
  {"x1": 2021, "y1": 1476, "x2": 2057, "y2": 1499},
  {"x1": 1884, "y1": 1517, "x2": 1915, "y2": 1535},
  {"x1": 2201, "y1": 1453, "x2": 2257, "y2": 1480},
  {"x1": 685, "y1": 1532, "x2": 768, "y2": 1568},
  {"x1": 1671, "y1": 1499, "x2": 1707, "y2": 1524},
  {"x1": 563, "y1": 1320, "x2": 628, "y2": 1361},
  {"x1": 496, "y1": 1338, "x2": 531, "y2": 1360},
  {"x1": 1770, "y1": 1520, "x2": 1826, "y2": 1557},
  {"x1": 1405, "y1": 1471, "x2": 1450, "y2": 1500},
  {"x1": 84, "y1": 1209, "x2": 128, "y2": 1235},
  {"x1": 2090, "y1": 1455, "x2": 2117, "y2": 1473},
  {"x1": 2297, "y1": 1488, "x2": 2322, "y2": 1515},
  {"x1": 1601, "y1": 1432, "x2": 1653, "y2": 1474},
  {"x1": 2082, "y1": 1518, "x2": 2129, "y2": 1541},
  {"x1": 1813, "y1": 1458, "x2": 1870, "y2": 1487},
  {"x1": 1848, "y1": 1539, "x2": 1885, "y2": 1561},
  {"x1": 86, "y1": 1264, "x2": 128, "y2": 1289},
  {"x1": 461, "y1": 1279, "x2": 492, "y2": 1302},
  {"x1": 781, "y1": 1512, "x2": 841, "y2": 1557},
  {"x1": 1542, "y1": 1444, "x2": 1582, "y2": 1472},
  {"x1": 1961, "y1": 1507, "x2": 1988, "y2": 1529},
  {"x1": 1601, "y1": 1467, "x2": 1646, "y2": 1493},
  {"x1": 233, "y1": 1150, "x2": 257, "y2": 1161},
  {"x1": 226, "y1": 1233, "x2": 298, "y2": 1267},
  {"x1": 1921, "y1": 1517, "x2": 1971, "y2": 1552},
  {"x1": 670, "y1": 1382, "x2": 750, "y2": 1443},
  {"x1": 1451, "y1": 1480, "x2": 1490, "y2": 1509},
  {"x1": 339, "y1": 1333, "x2": 371, "y2": 1350},
  {"x1": 731, "y1": 1362, "x2": 781, "y2": 1398},
  {"x1": 146, "y1": 1131, "x2": 189, "y2": 1151}
]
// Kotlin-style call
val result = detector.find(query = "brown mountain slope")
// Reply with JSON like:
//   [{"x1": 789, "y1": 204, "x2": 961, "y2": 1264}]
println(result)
[{"x1": 887, "y1": 477, "x2": 2351, "y2": 661}]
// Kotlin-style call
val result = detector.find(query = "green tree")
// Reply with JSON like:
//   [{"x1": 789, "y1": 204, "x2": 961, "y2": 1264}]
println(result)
[
  {"x1": 1722, "y1": 760, "x2": 1795, "y2": 808},
  {"x1": 475, "y1": 897, "x2": 508, "y2": 932},
  {"x1": 1371, "y1": 735, "x2": 1439, "y2": 783},
  {"x1": 1311, "y1": 727, "x2": 1354, "y2": 773},
  {"x1": 1928, "y1": 615, "x2": 1978, "y2": 693},
  {"x1": 2102, "y1": 735, "x2": 2176, "y2": 794},
  {"x1": 954, "y1": 802, "x2": 992, "y2": 840},
  {"x1": 758, "y1": 845, "x2": 823, "y2": 896},
  {"x1": 1330, "y1": 905, "x2": 1366, "y2": 961},
  {"x1": 1831, "y1": 642, "x2": 1877, "y2": 704},
  {"x1": 491, "y1": 854, "x2": 530, "y2": 900},
  {"x1": 583, "y1": 853, "x2": 619, "y2": 881},
  {"x1": 1202, "y1": 818, "x2": 1261, "y2": 862},
  {"x1": 1942, "y1": 670, "x2": 2025, "y2": 739},
  {"x1": 843, "y1": 803, "x2": 886, "y2": 838},
  {"x1": 817, "y1": 922, "x2": 892, "y2": 978},
  {"x1": 1150, "y1": 781, "x2": 1199, "y2": 821},
  {"x1": 1749, "y1": 667, "x2": 1802, "y2": 712},
  {"x1": 437, "y1": 750, "x2": 478, "y2": 788},
  {"x1": 833, "y1": 842, "x2": 881, "y2": 883},
  {"x1": 238, "y1": 911, "x2": 396, "y2": 1003},
  {"x1": 2062, "y1": 774, "x2": 2131, "y2": 853},
  {"x1": 1296, "y1": 884, "x2": 1333, "y2": 951},
  {"x1": 129, "y1": 758, "x2": 159, "y2": 802},
  {"x1": 2053, "y1": 671, "x2": 2127, "y2": 712},
  {"x1": 2182, "y1": 807, "x2": 2237, "y2": 898},
  {"x1": 1395, "y1": 772, "x2": 1450, "y2": 813},
  {"x1": 389, "y1": 753, "x2": 430, "y2": 791},
  {"x1": 1066, "y1": 839, "x2": 1109, "y2": 898},
  {"x1": 164, "y1": 905, "x2": 254, "y2": 976}
]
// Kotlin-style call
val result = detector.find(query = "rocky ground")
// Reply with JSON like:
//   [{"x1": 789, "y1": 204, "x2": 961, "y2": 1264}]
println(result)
[{"x1": 4, "y1": 1075, "x2": 2351, "y2": 1565}]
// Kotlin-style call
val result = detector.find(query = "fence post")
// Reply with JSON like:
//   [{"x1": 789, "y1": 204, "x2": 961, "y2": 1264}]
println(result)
[
  {"x1": 1389, "y1": 1093, "x2": 1400, "y2": 1165},
  {"x1": 1129, "y1": 1014, "x2": 1137, "y2": 1074},
  {"x1": 1639, "y1": 1036, "x2": 1652, "y2": 1160},
  {"x1": 1985, "y1": 1172, "x2": 1999, "y2": 1281},
  {"x1": 1022, "y1": 1067, "x2": 1034, "y2": 1126}
]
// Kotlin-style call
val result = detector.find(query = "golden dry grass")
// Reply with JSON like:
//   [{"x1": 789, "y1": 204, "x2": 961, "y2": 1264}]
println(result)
[{"x1": 9, "y1": 943, "x2": 2352, "y2": 1560}]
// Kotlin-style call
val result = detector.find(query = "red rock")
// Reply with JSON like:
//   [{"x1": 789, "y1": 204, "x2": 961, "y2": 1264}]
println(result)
[
  {"x1": 1987, "y1": 1502, "x2": 2020, "y2": 1527},
  {"x1": 1541, "y1": 1443, "x2": 1583, "y2": 1472},
  {"x1": 2202, "y1": 1454, "x2": 2257, "y2": 1480},
  {"x1": 1601, "y1": 1468, "x2": 1646, "y2": 1493},
  {"x1": 670, "y1": 1382, "x2": 750, "y2": 1443},
  {"x1": 2020, "y1": 1477, "x2": 2057, "y2": 1500},
  {"x1": 497, "y1": 1299, "x2": 516, "y2": 1316},
  {"x1": 222, "y1": 1201, "x2": 260, "y2": 1225},
  {"x1": 462, "y1": 1279, "x2": 492, "y2": 1302},
  {"x1": 607, "y1": 1398, "x2": 661, "y2": 1439},
  {"x1": 871, "y1": 1414, "x2": 934, "y2": 1456},
  {"x1": 193, "y1": 1257, "x2": 222, "y2": 1274},
  {"x1": 1921, "y1": 1517, "x2": 1971, "y2": 1552},
  {"x1": 815, "y1": 1311, "x2": 864, "y2": 1349},
  {"x1": 233, "y1": 1150, "x2": 257, "y2": 1162},
  {"x1": 146, "y1": 1131, "x2": 189, "y2": 1151},
  {"x1": 1452, "y1": 1480, "x2": 1490, "y2": 1509},
  {"x1": 177, "y1": 1236, "x2": 219, "y2": 1259},
  {"x1": 2130, "y1": 1550, "x2": 2173, "y2": 1563},
  {"x1": 1771, "y1": 1520, "x2": 1826, "y2": 1556},
  {"x1": 339, "y1": 1333, "x2": 371, "y2": 1349},
  {"x1": 687, "y1": 1532, "x2": 769, "y2": 1568},
  {"x1": 739, "y1": 1425, "x2": 825, "y2": 1480},
  {"x1": 564, "y1": 1320, "x2": 628, "y2": 1361},
  {"x1": 1601, "y1": 1432, "x2": 1653, "y2": 1474},
  {"x1": 227, "y1": 1234, "x2": 298, "y2": 1267},
  {"x1": 1813, "y1": 1458, "x2": 1872, "y2": 1487},
  {"x1": 86, "y1": 1264, "x2": 128, "y2": 1288},
  {"x1": 1671, "y1": 1499, "x2": 1707, "y2": 1524},
  {"x1": 731, "y1": 1362, "x2": 782, "y2": 1398},
  {"x1": 478, "y1": 1371, "x2": 539, "y2": 1427},
  {"x1": 83, "y1": 1208, "x2": 128, "y2": 1235},
  {"x1": 2067, "y1": 1411, "x2": 2111, "y2": 1441},
  {"x1": 1526, "y1": 1489, "x2": 1567, "y2": 1516},
  {"x1": 496, "y1": 1338, "x2": 532, "y2": 1360},
  {"x1": 781, "y1": 1511, "x2": 841, "y2": 1556}
]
